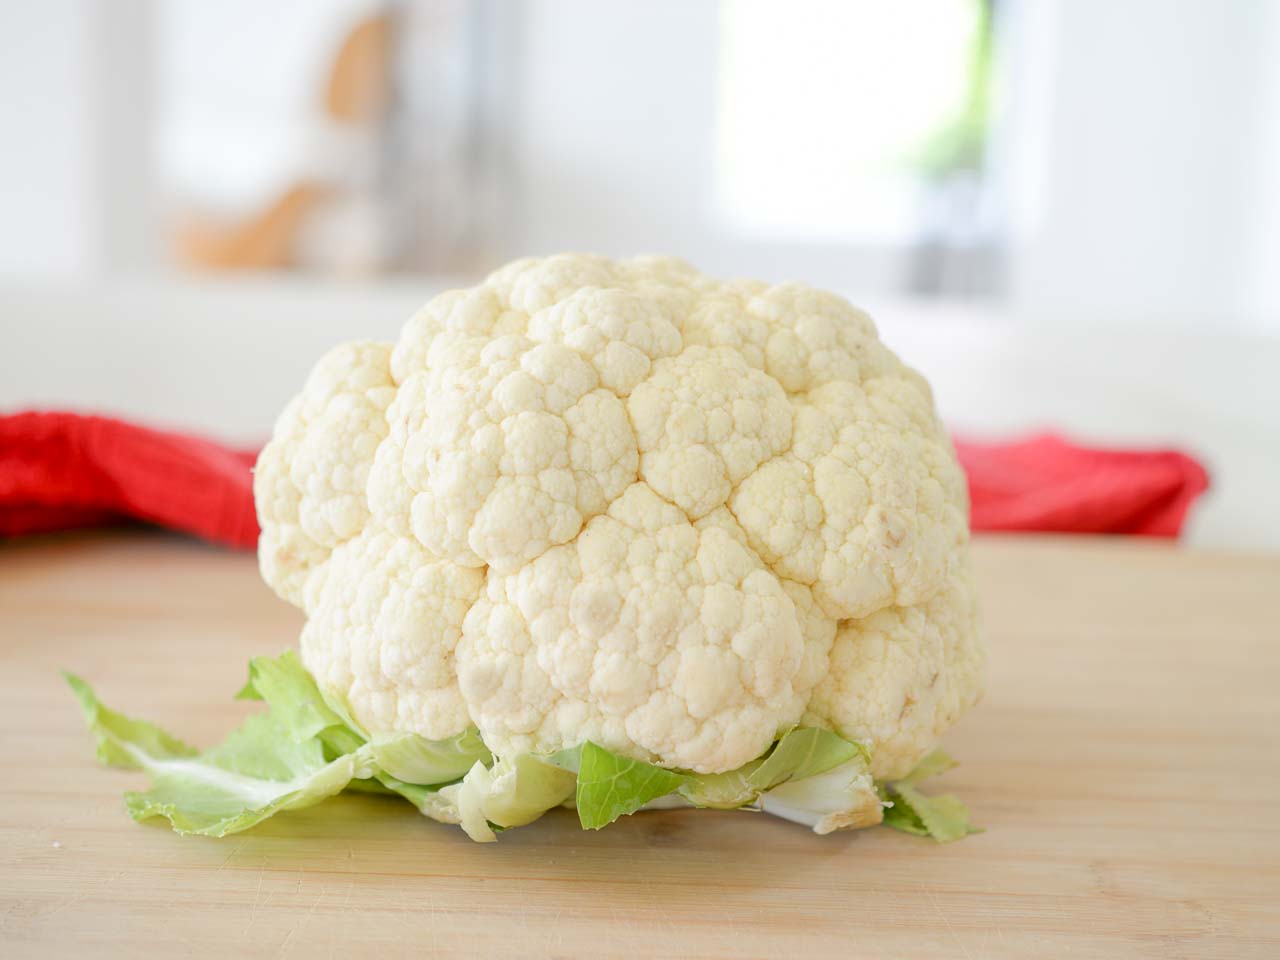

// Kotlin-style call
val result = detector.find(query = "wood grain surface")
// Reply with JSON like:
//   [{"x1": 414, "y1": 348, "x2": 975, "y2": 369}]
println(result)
[{"x1": 1, "y1": 531, "x2": 1277, "y2": 958}]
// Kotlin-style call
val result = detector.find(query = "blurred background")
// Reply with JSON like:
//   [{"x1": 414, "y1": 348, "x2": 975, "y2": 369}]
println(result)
[{"x1": 1, "y1": 0, "x2": 1277, "y2": 548}]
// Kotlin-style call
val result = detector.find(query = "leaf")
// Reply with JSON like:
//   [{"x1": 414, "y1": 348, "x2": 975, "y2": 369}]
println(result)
[
  {"x1": 885, "y1": 785, "x2": 977, "y2": 843},
  {"x1": 577, "y1": 730, "x2": 868, "y2": 827},
  {"x1": 881, "y1": 749, "x2": 980, "y2": 842},
  {"x1": 67, "y1": 673, "x2": 373, "y2": 837},
  {"x1": 70, "y1": 659, "x2": 978, "y2": 843},
  {"x1": 369, "y1": 729, "x2": 492, "y2": 786},
  {"x1": 749, "y1": 727, "x2": 862, "y2": 789},
  {"x1": 432, "y1": 755, "x2": 578, "y2": 842},
  {"x1": 895, "y1": 748, "x2": 957, "y2": 786},
  {"x1": 237, "y1": 651, "x2": 363, "y2": 755},
  {"x1": 576, "y1": 742, "x2": 688, "y2": 829},
  {"x1": 65, "y1": 672, "x2": 198, "y2": 769},
  {"x1": 880, "y1": 789, "x2": 929, "y2": 836},
  {"x1": 678, "y1": 727, "x2": 861, "y2": 809},
  {"x1": 676, "y1": 760, "x2": 764, "y2": 809},
  {"x1": 757, "y1": 756, "x2": 883, "y2": 834},
  {"x1": 232, "y1": 652, "x2": 479, "y2": 802},
  {"x1": 65, "y1": 660, "x2": 479, "y2": 837}
]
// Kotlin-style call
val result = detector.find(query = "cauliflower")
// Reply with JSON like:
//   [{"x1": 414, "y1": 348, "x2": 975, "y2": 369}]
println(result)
[
  {"x1": 68, "y1": 254, "x2": 983, "y2": 843},
  {"x1": 257, "y1": 254, "x2": 982, "y2": 780}
]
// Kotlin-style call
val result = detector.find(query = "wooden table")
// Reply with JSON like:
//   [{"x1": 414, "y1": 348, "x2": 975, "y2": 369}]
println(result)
[{"x1": 2, "y1": 531, "x2": 1277, "y2": 958}]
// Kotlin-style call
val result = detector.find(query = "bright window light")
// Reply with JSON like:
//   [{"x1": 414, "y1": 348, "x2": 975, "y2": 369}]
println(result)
[{"x1": 717, "y1": 0, "x2": 984, "y2": 243}]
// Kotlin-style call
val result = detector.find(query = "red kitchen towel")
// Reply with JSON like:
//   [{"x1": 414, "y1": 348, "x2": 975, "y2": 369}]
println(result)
[
  {"x1": 957, "y1": 434, "x2": 1209, "y2": 538},
  {"x1": 0, "y1": 412, "x2": 1209, "y2": 548},
  {"x1": 0, "y1": 412, "x2": 259, "y2": 549}
]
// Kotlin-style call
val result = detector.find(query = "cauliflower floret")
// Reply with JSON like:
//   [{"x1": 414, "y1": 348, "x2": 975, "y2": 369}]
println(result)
[
  {"x1": 255, "y1": 254, "x2": 982, "y2": 774},
  {"x1": 370, "y1": 335, "x2": 637, "y2": 573},
  {"x1": 456, "y1": 483, "x2": 806, "y2": 773},
  {"x1": 730, "y1": 376, "x2": 968, "y2": 619},
  {"x1": 301, "y1": 526, "x2": 484, "y2": 740},
  {"x1": 527, "y1": 286, "x2": 683, "y2": 395},
  {"x1": 255, "y1": 340, "x2": 396, "y2": 606},
  {"x1": 694, "y1": 507, "x2": 836, "y2": 701},
  {"x1": 805, "y1": 556, "x2": 984, "y2": 779},
  {"x1": 629, "y1": 346, "x2": 791, "y2": 519}
]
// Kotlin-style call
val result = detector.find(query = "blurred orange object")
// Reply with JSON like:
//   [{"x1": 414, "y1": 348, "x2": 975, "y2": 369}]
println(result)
[
  {"x1": 172, "y1": 183, "x2": 327, "y2": 271},
  {"x1": 325, "y1": 13, "x2": 392, "y2": 124},
  {"x1": 171, "y1": 13, "x2": 391, "y2": 271}
]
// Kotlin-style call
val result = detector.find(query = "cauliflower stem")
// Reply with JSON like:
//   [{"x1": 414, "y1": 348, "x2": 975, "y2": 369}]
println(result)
[{"x1": 66, "y1": 652, "x2": 976, "y2": 843}]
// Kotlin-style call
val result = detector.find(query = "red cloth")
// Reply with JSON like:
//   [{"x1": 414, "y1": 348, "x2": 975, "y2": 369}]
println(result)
[
  {"x1": 0, "y1": 412, "x2": 258, "y2": 549},
  {"x1": 956, "y1": 434, "x2": 1209, "y2": 538},
  {"x1": 0, "y1": 412, "x2": 1209, "y2": 548}
]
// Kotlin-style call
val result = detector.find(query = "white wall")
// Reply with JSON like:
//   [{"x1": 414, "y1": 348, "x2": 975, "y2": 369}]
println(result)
[
  {"x1": 0, "y1": 1, "x2": 94, "y2": 277},
  {"x1": 508, "y1": 2, "x2": 718, "y2": 261},
  {"x1": 1244, "y1": 1, "x2": 1280, "y2": 324},
  {"x1": 7, "y1": 0, "x2": 1280, "y2": 322},
  {"x1": 0, "y1": 0, "x2": 158, "y2": 278},
  {"x1": 1006, "y1": 0, "x2": 1280, "y2": 330}
]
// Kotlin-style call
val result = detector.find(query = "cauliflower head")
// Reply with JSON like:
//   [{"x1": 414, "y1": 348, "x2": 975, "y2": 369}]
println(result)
[{"x1": 255, "y1": 254, "x2": 982, "y2": 779}]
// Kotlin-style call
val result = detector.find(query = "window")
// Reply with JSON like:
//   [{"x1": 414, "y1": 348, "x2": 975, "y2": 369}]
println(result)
[{"x1": 716, "y1": 0, "x2": 993, "y2": 245}]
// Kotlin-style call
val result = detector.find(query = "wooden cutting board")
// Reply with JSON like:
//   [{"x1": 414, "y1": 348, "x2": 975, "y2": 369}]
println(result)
[{"x1": 1, "y1": 532, "x2": 1276, "y2": 958}]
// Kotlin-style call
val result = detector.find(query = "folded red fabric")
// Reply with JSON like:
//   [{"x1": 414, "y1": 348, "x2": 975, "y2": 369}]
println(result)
[
  {"x1": 0, "y1": 412, "x2": 259, "y2": 549},
  {"x1": 0, "y1": 412, "x2": 1209, "y2": 549},
  {"x1": 955, "y1": 434, "x2": 1209, "y2": 538}
]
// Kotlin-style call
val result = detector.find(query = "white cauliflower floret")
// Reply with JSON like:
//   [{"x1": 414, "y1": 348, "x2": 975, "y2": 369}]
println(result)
[
  {"x1": 730, "y1": 376, "x2": 968, "y2": 619},
  {"x1": 456, "y1": 483, "x2": 806, "y2": 773},
  {"x1": 255, "y1": 253, "x2": 982, "y2": 780},
  {"x1": 255, "y1": 340, "x2": 396, "y2": 606},
  {"x1": 629, "y1": 346, "x2": 791, "y2": 519},
  {"x1": 805, "y1": 556, "x2": 984, "y2": 780},
  {"x1": 694, "y1": 507, "x2": 836, "y2": 702},
  {"x1": 301, "y1": 526, "x2": 484, "y2": 740},
  {"x1": 527, "y1": 287, "x2": 682, "y2": 395},
  {"x1": 371, "y1": 335, "x2": 636, "y2": 573}
]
